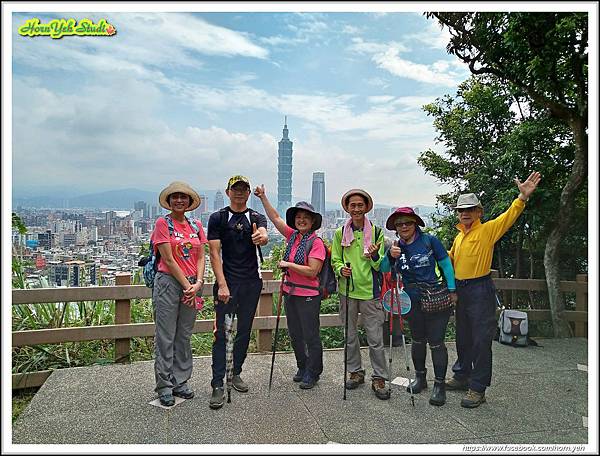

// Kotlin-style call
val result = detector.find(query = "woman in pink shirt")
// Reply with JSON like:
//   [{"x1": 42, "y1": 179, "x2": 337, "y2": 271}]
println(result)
[
  {"x1": 150, "y1": 181, "x2": 207, "y2": 406},
  {"x1": 254, "y1": 185, "x2": 325, "y2": 389}
]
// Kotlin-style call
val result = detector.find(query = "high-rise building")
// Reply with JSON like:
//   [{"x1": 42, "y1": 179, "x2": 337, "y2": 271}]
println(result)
[
  {"x1": 134, "y1": 201, "x2": 148, "y2": 219},
  {"x1": 277, "y1": 117, "x2": 293, "y2": 213},
  {"x1": 198, "y1": 194, "x2": 208, "y2": 213},
  {"x1": 311, "y1": 172, "x2": 326, "y2": 215},
  {"x1": 38, "y1": 230, "x2": 53, "y2": 249},
  {"x1": 214, "y1": 190, "x2": 224, "y2": 211}
]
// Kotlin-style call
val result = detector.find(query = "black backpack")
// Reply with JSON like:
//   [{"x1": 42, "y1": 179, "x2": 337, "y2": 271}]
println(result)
[
  {"x1": 218, "y1": 207, "x2": 264, "y2": 262},
  {"x1": 284, "y1": 236, "x2": 337, "y2": 298}
]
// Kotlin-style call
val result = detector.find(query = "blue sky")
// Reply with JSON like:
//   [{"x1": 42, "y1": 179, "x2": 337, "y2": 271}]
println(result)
[
  {"x1": 6, "y1": 4, "x2": 595, "y2": 209},
  {"x1": 8, "y1": 7, "x2": 476, "y2": 207}
]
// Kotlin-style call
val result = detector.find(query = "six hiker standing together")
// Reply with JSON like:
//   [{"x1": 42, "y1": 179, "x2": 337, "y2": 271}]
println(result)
[{"x1": 149, "y1": 172, "x2": 541, "y2": 409}]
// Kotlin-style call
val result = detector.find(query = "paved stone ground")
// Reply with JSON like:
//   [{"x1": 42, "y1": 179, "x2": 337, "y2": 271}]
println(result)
[{"x1": 12, "y1": 338, "x2": 589, "y2": 447}]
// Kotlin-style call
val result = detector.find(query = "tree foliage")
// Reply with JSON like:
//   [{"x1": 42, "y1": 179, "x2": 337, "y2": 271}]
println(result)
[
  {"x1": 419, "y1": 77, "x2": 586, "y2": 284},
  {"x1": 426, "y1": 12, "x2": 588, "y2": 336}
]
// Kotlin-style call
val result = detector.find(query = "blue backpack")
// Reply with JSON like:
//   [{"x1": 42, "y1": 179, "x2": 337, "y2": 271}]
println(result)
[{"x1": 138, "y1": 215, "x2": 202, "y2": 288}]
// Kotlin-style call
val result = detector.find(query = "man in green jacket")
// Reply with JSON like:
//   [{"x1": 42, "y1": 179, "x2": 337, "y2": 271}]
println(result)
[{"x1": 331, "y1": 189, "x2": 388, "y2": 400}]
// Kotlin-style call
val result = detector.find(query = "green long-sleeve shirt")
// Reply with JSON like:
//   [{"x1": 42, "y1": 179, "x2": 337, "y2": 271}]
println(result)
[{"x1": 331, "y1": 223, "x2": 385, "y2": 300}]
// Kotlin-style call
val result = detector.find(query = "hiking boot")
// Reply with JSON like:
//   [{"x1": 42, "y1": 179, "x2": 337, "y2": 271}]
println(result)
[
  {"x1": 209, "y1": 387, "x2": 225, "y2": 410},
  {"x1": 371, "y1": 378, "x2": 391, "y2": 400},
  {"x1": 407, "y1": 369, "x2": 428, "y2": 394},
  {"x1": 345, "y1": 370, "x2": 365, "y2": 390},
  {"x1": 299, "y1": 372, "x2": 318, "y2": 390},
  {"x1": 232, "y1": 375, "x2": 249, "y2": 393},
  {"x1": 429, "y1": 379, "x2": 446, "y2": 406},
  {"x1": 173, "y1": 383, "x2": 194, "y2": 399},
  {"x1": 293, "y1": 369, "x2": 305, "y2": 383},
  {"x1": 461, "y1": 389, "x2": 486, "y2": 408},
  {"x1": 158, "y1": 391, "x2": 175, "y2": 407},
  {"x1": 445, "y1": 377, "x2": 469, "y2": 391}
]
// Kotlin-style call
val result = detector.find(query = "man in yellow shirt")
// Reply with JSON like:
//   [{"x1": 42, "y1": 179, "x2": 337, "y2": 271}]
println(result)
[{"x1": 446, "y1": 172, "x2": 541, "y2": 408}]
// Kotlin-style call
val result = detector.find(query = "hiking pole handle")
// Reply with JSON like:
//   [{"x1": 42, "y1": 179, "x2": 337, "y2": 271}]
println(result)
[{"x1": 257, "y1": 245, "x2": 264, "y2": 264}]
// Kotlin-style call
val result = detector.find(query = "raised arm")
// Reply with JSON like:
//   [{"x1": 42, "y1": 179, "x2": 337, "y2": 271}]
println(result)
[
  {"x1": 254, "y1": 184, "x2": 288, "y2": 235},
  {"x1": 515, "y1": 171, "x2": 541, "y2": 202}
]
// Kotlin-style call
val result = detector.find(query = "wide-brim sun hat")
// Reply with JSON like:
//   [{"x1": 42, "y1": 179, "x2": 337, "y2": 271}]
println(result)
[
  {"x1": 286, "y1": 201, "x2": 322, "y2": 231},
  {"x1": 454, "y1": 193, "x2": 483, "y2": 210},
  {"x1": 341, "y1": 189, "x2": 373, "y2": 213},
  {"x1": 386, "y1": 207, "x2": 425, "y2": 230},
  {"x1": 159, "y1": 181, "x2": 201, "y2": 212}
]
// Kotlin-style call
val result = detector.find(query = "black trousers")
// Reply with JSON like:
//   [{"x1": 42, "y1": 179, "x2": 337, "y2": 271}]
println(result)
[
  {"x1": 451, "y1": 274, "x2": 497, "y2": 393},
  {"x1": 405, "y1": 287, "x2": 451, "y2": 379},
  {"x1": 211, "y1": 279, "x2": 262, "y2": 388},
  {"x1": 284, "y1": 294, "x2": 323, "y2": 378}
]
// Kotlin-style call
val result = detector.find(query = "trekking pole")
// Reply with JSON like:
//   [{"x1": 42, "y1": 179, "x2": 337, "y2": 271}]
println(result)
[
  {"x1": 387, "y1": 298, "x2": 394, "y2": 398},
  {"x1": 394, "y1": 264, "x2": 414, "y2": 407},
  {"x1": 343, "y1": 262, "x2": 351, "y2": 400},
  {"x1": 400, "y1": 312, "x2": 414, "y2": 407},
  {"x1": 268, "y1": 273, "x2": 285, "y2": 394}
]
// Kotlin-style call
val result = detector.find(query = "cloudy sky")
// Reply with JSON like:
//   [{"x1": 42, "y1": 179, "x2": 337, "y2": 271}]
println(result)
[
  {"x1": 6, "y1": 5, "x2": 479, "y2": 207},
  {"x1": 7, "y1": 3, "x2": 595, "y2": 210}
]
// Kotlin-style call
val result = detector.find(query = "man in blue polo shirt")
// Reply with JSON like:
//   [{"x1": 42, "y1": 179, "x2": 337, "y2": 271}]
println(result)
[{"x1": 207, "y1": 175, "x2": 268, "y2": 409}]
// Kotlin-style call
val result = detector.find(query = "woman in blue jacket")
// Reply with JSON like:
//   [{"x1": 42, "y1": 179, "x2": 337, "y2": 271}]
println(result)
[{"x1": 380, "y1": 207, "x2": 457, "y2": 406}]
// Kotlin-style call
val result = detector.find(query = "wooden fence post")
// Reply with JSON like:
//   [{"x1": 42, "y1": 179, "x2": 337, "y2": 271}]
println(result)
[
  {"x1": 574, "y1": 274, "x2": 587, "y2": 338},
  {"x1": 115, "y1": 272, "x2": 132, "y2": 363},
  {"x1": 257, "y1": 270, "x2": 274, "y2": 352}
]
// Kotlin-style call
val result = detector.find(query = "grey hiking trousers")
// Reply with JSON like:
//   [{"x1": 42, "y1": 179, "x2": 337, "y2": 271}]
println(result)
[
  {"x1": 339, "y1": 297, "x2": 387, "y2": 379},
  {"x1": 153, "y1": 272, "x2": 198, "y2": 394}
]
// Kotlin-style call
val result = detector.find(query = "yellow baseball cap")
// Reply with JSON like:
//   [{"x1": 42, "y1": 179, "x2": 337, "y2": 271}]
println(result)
[{"x1": 226, "y1": 175, "x2": 250, "y2": 190}]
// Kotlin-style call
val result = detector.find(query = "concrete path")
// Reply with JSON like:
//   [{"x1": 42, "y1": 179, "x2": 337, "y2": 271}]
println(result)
[{"x1": 12, "y1": 338, "x2": 589, "y2": 446}]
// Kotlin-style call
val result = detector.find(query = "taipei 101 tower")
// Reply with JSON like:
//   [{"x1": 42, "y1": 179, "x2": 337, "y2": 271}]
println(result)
[{"x1": 277, "y1": 117, "x2": 293, "y2": 213}]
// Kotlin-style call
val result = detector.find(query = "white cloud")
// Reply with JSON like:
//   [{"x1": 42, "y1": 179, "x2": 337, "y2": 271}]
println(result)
[
  {"x1": 367, "y1": 95, "x2": 396, "y2": 104},
  {"x1": 341, "y1": 24, "x2": 362, "y2": 35},
  {"x1": 12, "y1": 78, "x2": 278, "y2": 192},
  {"x1": 292, "y1": 133, "x2": 448, "y2": 207},
  {"x1": 407, "y1": 20, "x2": 453, "y2": 51},
  {"x1": 259, "y1": 35, "x2": 307, "y2": 46},
  {"x1": 372, "y1": 48, "x2": 463, "y2": 87},
  {"x1": 10, "y1": 13, "x2": 459, "y2": 206},
  {"x1": 348, "y1": 37, "x2": 408, "y2": 55},
  {"x1": 346, "y1": 36, "x2": 467, "y2": 87},
  {"x1": 364, "y1": 77, "x2": 391, "y2": 89},
  {"x1": 12, "y1": 12, "x2": 268, "y2": 76}
]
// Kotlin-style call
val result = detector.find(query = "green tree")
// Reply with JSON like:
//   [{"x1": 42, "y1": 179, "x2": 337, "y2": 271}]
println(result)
[
  {"x1": 12, "y1": 213, "x2": 27, "y2": 235},
  {"x1": 12, "y1": 213, "x2": 29, "y2": 289},
  {"x1": 426, "y1": 12, "x2": 588, "y2": 336},
  {"x1": 419, "y1": 77, "x2": 586, "y2": 310}
]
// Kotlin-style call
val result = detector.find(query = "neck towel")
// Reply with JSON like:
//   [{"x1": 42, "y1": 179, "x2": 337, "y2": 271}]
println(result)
[
  {"x1": 283, "y1": 230, "x2": 313, "y2": 265},
  {"x1": 341, "y1": 216, "x2": 373, "y2": 254}
]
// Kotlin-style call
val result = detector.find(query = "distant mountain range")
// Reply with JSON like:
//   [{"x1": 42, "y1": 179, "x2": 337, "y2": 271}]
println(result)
[{"x1": 13, "y1": 187, "x2": 437, "y2": 213}]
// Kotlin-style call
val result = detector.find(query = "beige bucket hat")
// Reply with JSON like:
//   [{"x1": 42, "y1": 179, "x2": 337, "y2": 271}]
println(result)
[
  {"x1": 158, "y1": 181, "x2": 201, "y2": 212},
  {"x1": 341, "y1": 189, "x2": 373, "y2": 213},
  {"x1": 454, "y1": 193, "x2": 483, "y2": 209}
]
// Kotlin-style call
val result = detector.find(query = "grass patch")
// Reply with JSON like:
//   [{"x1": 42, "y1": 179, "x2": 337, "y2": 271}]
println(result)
[{"x1": 12, "y1": 388, "x2": 38, "y2": 423}]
